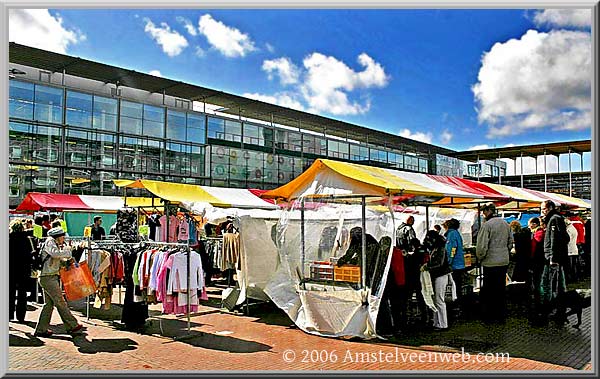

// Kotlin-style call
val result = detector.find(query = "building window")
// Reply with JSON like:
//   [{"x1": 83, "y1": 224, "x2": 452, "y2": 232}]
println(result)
[
  {"x1": 224, "y1": 120, "x2": 242, "y2": 142},
  {"x1": 370, "y1": 148, "x2": 387, "y2": 163},
  {"x1": 167, "y1": 110, "x2": 187, "y2": 141},
  {"x1": 66, "y1": 90, "x2": 93, "y2": 128},
  {"x1": 120, "y1": 100, "x2": 143, "y2": 135},
  {"x1": 405, "y1": 155, "x2": 419, "y2": 171},
  {"x1": 207, "y1": 117, "x2": 225, "y2": 139},
  {"x1": 302, "y1": 134, "x2": 327, "y2": 155},
  {"x1": 93, "y1": 95, "x2": 118, "y2": 131},
  {"x1": 419, "y1": 158, "x2": 428, "y2": 173},
  {"x1": 9, "y1": 80, "x2": 34, "y2": 120},
  {"x1": 34, "y1": 84, "x2": 63, "y2": 124},
  {"x1": 350, "y1": 144, "x2": 369, "y2": 161},
  {"x1": 143, "y1": 104, "x2": 165, "y2": 139},
  {"x1": 187, "y1": 113, "x2": 206, "y2": 145}
]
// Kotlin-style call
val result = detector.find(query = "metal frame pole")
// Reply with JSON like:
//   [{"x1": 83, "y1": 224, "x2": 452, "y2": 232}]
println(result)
[
  {"x1": 300, "y1": 198, "x2": 305, "y2": 281},
  {"x1": 361, "y1": 196, "x2": 366, "y2": 290}
]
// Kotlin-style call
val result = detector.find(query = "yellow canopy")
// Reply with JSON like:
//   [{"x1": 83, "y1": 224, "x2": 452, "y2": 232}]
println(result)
[
  {"x1": 262, "y1": 159, "x2": 482, "y2": 202},
  {"x1": 114, "y1": 179, "x2": 229, "y2": 206}
]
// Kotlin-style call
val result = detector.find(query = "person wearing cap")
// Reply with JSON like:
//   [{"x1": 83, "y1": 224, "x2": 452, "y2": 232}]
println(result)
[
  {"x1": 33, "y1": 226, "x2": 84, "y2": 337},
  {"x1": 476, "y1": 202, "x2": 513, "y2": 324}
]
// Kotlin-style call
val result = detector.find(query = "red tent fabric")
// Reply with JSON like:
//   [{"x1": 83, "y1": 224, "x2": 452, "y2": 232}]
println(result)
[
  {"x1": 247, "y1": 189, "x2": 276, "y2": 204},
  {"x1": 427, "y1": 175, "x2": 508, "y2": 199},
  {"x1": 16, "y1": 192, "x2": 92, "y2": 212}
]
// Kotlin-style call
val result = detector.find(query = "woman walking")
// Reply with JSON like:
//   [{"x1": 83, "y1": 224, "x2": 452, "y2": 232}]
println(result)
[{"x1": 34, "y1": 227, "x2": 84, "y2": 337}]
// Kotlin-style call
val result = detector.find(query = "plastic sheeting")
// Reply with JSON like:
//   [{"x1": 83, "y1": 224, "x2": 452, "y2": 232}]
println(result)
[{"x1": 264, "y1": 201, "x2": 398, "y2": 339}]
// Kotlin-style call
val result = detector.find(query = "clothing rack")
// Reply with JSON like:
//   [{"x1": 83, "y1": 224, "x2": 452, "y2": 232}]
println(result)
[{"x1": 137, "y1": 241, "x2": 193, "y2": 335}]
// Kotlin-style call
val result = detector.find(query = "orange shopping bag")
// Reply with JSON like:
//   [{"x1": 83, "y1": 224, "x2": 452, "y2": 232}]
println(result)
[{"x1": 59, "y1": 261, "x2": 97, "y2": 301}]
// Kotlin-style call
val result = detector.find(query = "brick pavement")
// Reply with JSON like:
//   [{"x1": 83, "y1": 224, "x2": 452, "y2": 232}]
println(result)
[{"x1": 7, "y1": 286, "x2": 588, "y2": 373}]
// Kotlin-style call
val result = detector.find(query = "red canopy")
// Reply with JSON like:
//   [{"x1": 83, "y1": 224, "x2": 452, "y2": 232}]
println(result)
[
  {"x1": 427, "y1": 175, "x2": 508, "y2": 199},
  {"x1": 16, "y1": 192, "x2": 92, "y2": 212}
]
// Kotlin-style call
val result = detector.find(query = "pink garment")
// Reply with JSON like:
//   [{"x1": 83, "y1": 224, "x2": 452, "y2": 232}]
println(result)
[
  {"x1": 158, "y1": 215, "x2": 179, "y2": 242},
  {"x1": 156, "y1": 254, "x2": 175, "y2": 314}
]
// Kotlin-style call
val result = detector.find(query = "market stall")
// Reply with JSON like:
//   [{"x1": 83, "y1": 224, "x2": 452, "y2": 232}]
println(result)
[{"x1": 260, "y1": 159, "x2": 488, "y2": 339}]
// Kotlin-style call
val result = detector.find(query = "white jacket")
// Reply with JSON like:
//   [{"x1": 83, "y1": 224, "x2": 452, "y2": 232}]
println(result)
[{"x1": 566, "y1": 222, "x2": 579, "y2": 256}]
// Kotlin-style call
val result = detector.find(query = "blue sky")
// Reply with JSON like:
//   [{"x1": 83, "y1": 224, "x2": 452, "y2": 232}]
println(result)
[{"x1": 9, "y1": 8, "x2": 593, "y2": 172}]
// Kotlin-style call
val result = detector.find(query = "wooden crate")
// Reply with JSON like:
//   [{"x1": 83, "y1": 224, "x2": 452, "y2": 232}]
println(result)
[
  {"x1": 334, "y1": 265, "x2": 361, "y2": 283},
  {"x1": 310, "y1": 261, "x2": 334, "y2": 281}
]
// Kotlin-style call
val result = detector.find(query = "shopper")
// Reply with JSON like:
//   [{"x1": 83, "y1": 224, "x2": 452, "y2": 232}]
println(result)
[
  {"x1": 540, "y1": 200, "x2": 568, "y2": 324},
  {"x1": 396, "y1": 216, "x2": 417, "y2": 253},
  {"x1": 565, "y1": 219, "x2": 580, "y2": 283},
  {"x1": 423, "y1": 230, "x2": 452, "y2": 330},
  {"x1": 528, "y1": 217, "x2": 546, "y2": 325},
  {"x1": 9, "y1": 219, "x2": 32, "y2": 323},
  {"x1": 509, "y1": 220, "x2": 531, "y2": 283},
  {"x1": 476, "y1": 202, "x2": 512, "y2": 324},
  {"x1": 34, "y1": 227, "x2": 84, "y2": 337},
  {"x1": 442, "y1": 218, "x2": 465, "y2": 313},
  {"x1": 89, "y1": 216, "x2": 106, "y2": 241}
]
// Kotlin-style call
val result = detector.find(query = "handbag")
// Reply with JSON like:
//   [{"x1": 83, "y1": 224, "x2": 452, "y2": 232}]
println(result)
[
  {"x1": 59, "y1": 261, "x2": 97, "y2": 301},
  {"x1": 444, "y1": 274, "x2": 457, "y2": 303}
]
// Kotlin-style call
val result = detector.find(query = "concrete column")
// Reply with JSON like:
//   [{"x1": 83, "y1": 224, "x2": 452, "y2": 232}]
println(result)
[
  {"x1": 520, "y1": 152, "x2": 524, "y2": 188},
  {"x1": 544, "y1": 149, "x2": 547, "y2": 192},
  {"x1": 568, "y1": 148, "x2": 572, "y2": 196}
]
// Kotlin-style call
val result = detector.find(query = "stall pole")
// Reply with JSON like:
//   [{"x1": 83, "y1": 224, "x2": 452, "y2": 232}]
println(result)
[
  {"x1": 187, "y1": 244, "x2": 191, "y2": 333},
  {"x1": 361, "y1": 196, "x2": 366, "y2": 290},
  {"x1": 300, "y1": 198, "x2": 306, "y2": 281},
  {"x1": 425, "y1": 205, "x2": 430, "y2": 232},
  {"x1": 165, "y1": 201, "x2": 170, "y2": 242}
]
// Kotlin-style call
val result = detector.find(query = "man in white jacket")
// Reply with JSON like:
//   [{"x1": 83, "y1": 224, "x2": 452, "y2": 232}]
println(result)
[{"x1": 476, "y1": 202, "x2": 513, "y2": 324}]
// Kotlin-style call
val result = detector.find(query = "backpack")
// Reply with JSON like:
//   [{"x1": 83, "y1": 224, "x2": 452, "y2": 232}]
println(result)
[{"x1": 28, "y1": 236, "x2": 50, "y2": 275}]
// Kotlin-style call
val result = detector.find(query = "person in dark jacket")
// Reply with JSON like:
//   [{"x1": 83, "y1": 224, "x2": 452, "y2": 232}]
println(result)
[
  {"x1": 509, "y1": 221, "x2": 532, "y2": 283},
  {"x1": 396, "y1": 216, "x2": 417, "y2": 253},
  {"x1": 9, "y1": 219, "x2": 33, "y2": 323},
  {"x1": 540, "y1": 200, "x2": 569, "y2": 324},
  {"x1": 423, "y1": 230, "x2": 452, "y2": 330},
  {"x1": 336, "y1": 226, "x2": 380, "y2": 286}
]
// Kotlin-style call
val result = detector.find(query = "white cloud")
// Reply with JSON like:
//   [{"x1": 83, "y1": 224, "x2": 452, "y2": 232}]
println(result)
[
  {"x1": 9, "y1": 9, "x2": 85, "y2": 54},
  {"x1": 262, "y1": 58, "x2": 300, "y2": 85},
  {"x1": 440, "y1": 130, "x2": 453, "y2": 145},
  {"x1": 472, "y1": 29, "x2": 591, "y2": 138},
  {"x1": 194, "y1": 46, "x2": 206, "y2": 58},
  {"x1": 148, "y1": 70, "x2": 162, "y2": 77},
  {"x1": 144, "y1": 18, "x2": 188, "y2": 57},
  {"x1": 177, "y1": 16, "x2": 198, "y2": 36},
  {"x1": 242, "y1": 92, "x2": 305, "y2": 112},
  {"x1": 534, "y1": 9, "x2": 591, "y2": 28},
  {"x1": 468, "y1": 144, "x2": 491, "y2": 151},
  {"x1": 198, "y1": 14, "x2": 256, "y2": 58},
  {"x1": 399, "y1": 129, "x2": 433, "y2": 144},
  {"x1": 300, "y1": 52, "x2": 390, "y2": 115},
  {"x1": 265, "y1": 43, "x2": 275, "y2": 53}
]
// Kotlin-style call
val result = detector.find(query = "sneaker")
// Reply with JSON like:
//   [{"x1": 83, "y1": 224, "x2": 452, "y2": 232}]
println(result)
[
  {"x1": 69, "y1": 324, "x2": 85, "y2": 334},
  {"x1": 34, "y1": 330, "x2": 53, "y2": 337}
]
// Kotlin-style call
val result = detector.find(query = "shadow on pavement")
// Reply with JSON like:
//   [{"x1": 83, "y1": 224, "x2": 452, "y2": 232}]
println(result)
[
  {"x1": 9, "y1": 334, "x2": 44, "y2": 347},
  {"x1": 71, "y1": 335, "x2": 138, "y2": 354},
  {"x1": 174, "y1": 332, "x2": 273, "y2": 353},
  {"x1": 379, "y1": 277, "x2": 592, "y2": 370}
]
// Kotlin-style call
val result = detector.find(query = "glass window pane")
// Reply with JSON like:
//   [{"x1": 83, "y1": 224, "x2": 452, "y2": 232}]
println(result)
[
  {"x1": 9, "y1": 80, "x2": 34, "y2": 120},
  {"x1": 144, "y1": 104, "x2": 164, "y2": 123},
  {"x1": 93, "y1": 96, "x2": 117, "y2": 131},
  {"x1": 208, "y1": 117, "x2": 225, "y2": 139},
  {"x1": 66, "y1": 91, "x2": 93, "y2": 128},
  {"x1": 167, "y1": 110, "x2": 186, "y2": 141},
  {"x1": 34, "y1": 85, "x2": 63, "y2": 124},
  {"x1": 120, "y1": 116, "x2": 142, "y2": 135},
  {"x1": 120, "y1": 100, "x2": 143, "y2": 118},
  {"x1": 187, "y1": 113, "x2": 206, "y2": 144},
  {"x1": 143, "y1": 120, "x2": 164, "y2": 139}
]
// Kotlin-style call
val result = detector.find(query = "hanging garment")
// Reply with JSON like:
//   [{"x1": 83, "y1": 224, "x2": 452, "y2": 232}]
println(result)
[
  {"x1": 420, "y1": 270, "x2": 437, "y2": 312},
  {"x1": 222, "y1": 233, "x2": 240, "y2": 270},
  {"x1": 121, "y1": 248, "x2": 148, "y2": 329}
]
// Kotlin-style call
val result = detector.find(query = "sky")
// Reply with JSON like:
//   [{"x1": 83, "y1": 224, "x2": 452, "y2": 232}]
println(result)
[{"x1": 8, "y1": 7, "x2": 593, "y2": 174}]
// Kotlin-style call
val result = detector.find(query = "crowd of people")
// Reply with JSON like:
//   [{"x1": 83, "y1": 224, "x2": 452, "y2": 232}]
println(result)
[
  {"x1": 377, "y1": 200, "x2": 591, "y2": 336},
  {"x1": 9, "y1": 203, "x2": 591, "y2": 338}
]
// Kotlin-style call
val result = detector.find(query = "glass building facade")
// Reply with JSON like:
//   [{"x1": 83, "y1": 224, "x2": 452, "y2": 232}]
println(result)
[{"x1": 9, "y1": 76, "x2": 434, "y2": 208}]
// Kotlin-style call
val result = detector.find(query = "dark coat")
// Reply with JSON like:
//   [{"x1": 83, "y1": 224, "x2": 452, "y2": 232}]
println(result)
[
  {"x1": 543, "y1": 210, "x2": 570, "y2": 267},
  {"x1": 512, "y1": 227, "x2": 532, "y2": 282},
  {"x1": 9, "y1": 230, "x2": 33, "y2": 284}
]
